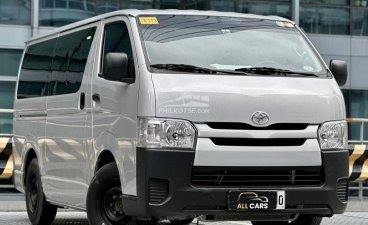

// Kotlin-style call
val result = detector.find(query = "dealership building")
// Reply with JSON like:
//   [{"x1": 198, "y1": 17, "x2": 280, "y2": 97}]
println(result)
[{"x1": 0, "y1": 0, "x2": 367, "y2": 138}]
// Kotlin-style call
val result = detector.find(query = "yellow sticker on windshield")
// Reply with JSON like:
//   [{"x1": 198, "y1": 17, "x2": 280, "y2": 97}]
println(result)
[{"x1": 139, "y1": 17, "x2": 159, "y2": 25}]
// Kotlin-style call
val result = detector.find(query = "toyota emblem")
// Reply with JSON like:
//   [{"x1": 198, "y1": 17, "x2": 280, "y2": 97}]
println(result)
[{"x1": 251, "y1": 111, "x2": 269, "y2": 125}]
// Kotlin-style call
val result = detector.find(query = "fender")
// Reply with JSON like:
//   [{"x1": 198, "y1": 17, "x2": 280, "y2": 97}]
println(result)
[{"x1": 94, "y1": 131, "x2": 136, "y2": 196}]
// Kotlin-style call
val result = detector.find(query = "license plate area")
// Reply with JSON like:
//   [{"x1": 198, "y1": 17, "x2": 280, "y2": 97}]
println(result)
[{"x1": 228, "y1": 190, "x2": 285, "y2": 211}]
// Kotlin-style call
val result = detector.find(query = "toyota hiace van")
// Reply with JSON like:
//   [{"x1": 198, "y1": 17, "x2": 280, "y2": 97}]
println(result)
[{"x1": 13, "y1": 10, "x2": 349, "y2": 225}]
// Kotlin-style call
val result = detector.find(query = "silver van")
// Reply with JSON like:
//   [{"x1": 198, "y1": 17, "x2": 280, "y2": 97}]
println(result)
[{"x1": 13, "y1": 9, "x2": 349, "y2": 225}]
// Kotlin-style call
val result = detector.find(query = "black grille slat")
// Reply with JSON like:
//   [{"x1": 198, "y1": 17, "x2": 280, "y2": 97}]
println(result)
[
  {"x1": 336, "y1": 178, "x2": 349, "y2": 203},
  {"x1": 191, "y1": 167, "x2": 323, "y2": 187},
  {"x1": 192, "y1": 174, "x2": 321, "y2": 177},
  {"x1": 192, "y1": 180, "x2": 322, "y2": 183},
  {"x1": 149, "y1": 179, "x2": 168, "y2": 204},
  {"x1": 210, "y1": 138, "x2": 306, "y2": 147},
  {"x1": 206, "y1": 122, "x2": 309, "y2": 130}
]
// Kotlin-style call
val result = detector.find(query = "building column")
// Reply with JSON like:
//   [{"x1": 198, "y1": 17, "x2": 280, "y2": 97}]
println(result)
[
  {"x1": 292, "y1": 0, "x2": 300, "y2": 25},
  {"x1": 31, "y1": 0, "x2": 39, "y2": 37}
]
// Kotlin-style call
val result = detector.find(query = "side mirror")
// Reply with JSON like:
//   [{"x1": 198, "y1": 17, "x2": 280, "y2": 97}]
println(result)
[
  {"x1": 102, "y1": 52, "x2": 134, "y2": 84},
  {"x1": 329, "y1": 59, "x2": 347, "y2": 86}
]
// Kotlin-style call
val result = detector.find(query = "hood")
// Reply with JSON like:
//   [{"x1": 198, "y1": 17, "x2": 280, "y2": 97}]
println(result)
[{"x1": 152, "y1": 73, "x2": 345, "y2": 125}]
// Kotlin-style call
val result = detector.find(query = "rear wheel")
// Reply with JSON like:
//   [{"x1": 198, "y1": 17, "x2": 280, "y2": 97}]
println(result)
[
  {"x1": 87, "y1": 162, "x2": 130, "y2": 225},
  {"x1": 25, "y1": 159, "x2": 57, "y2": 225},
  {"x1": 170, "y1": 218, "x2": 195, "y2": 225},
  {"x1": 252, "y1": 215, "x2": 322, "y2": 225}
]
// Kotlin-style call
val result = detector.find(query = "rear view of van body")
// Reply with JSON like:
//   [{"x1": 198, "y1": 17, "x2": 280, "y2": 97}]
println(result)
[{"x1": 13, "y1": 10, "x2": 349, "y2": 225}]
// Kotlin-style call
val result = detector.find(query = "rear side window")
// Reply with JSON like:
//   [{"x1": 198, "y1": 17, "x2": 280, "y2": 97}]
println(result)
[
  {"x1": 50, "y1": 27, "x2": 96, "y2": 95},
  {"x1": 17, "y1": 27, "x2": 96, "y2": 99},
  {"x1": 17, "y1": 38, "x2": 56, "y2": 99}
]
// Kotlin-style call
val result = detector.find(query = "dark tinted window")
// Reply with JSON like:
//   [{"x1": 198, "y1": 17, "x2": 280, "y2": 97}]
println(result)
[
  {"x1": 50, "y1": 27, "x2": 96, "y2": 95},
  {"x1": 102, "y1": 22, "x2": 134, "y2": 79},
  {"x1": 17, "y1": 38, "x2": 56, "y2": 99}
]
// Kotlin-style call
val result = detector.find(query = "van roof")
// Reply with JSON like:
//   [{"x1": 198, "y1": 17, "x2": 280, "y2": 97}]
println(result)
[{"x1": 28, "y1": 9, "x2": 292, "y2": 43}]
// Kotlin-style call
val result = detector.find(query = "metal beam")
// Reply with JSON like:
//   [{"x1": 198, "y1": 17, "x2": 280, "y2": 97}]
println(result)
[
  {"x1": 292, "y1": 0, "x2": 300, "y2": 26},
  {"x1": 0, "y1": 76, "x2": 17, "y2": 82},
  {"x1": 0, "y1": 109, "x2": 13, "y2": 113},
  {"x1": 31, "y1": 0, "x2": 40, "y2": 37}
]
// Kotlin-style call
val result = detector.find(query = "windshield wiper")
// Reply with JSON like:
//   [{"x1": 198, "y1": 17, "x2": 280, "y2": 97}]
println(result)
[
  {"x1": 150, "y1": 64, "x2": 248, "y2": 75},
  {"x1": 235, "y1": 67, "x2": 319, "y2": 77}
]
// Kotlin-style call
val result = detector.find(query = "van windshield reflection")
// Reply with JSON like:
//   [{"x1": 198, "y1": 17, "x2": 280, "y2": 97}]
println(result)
[{"x1": 138, "y1": 15, "x2": 327, "y2": 77}]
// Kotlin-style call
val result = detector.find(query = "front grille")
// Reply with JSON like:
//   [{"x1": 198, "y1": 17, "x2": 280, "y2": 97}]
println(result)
[
  {"x1": 337, "y1": 178, "x2": 349, "y2": 203},
  {"x1": 206, "y1": 122, "x2": 309, "y2": 130},
  {"x1": 149, "y1": 179, "x2": 168, "y2": 204},
  {"x1": 191, "y1": 167, "x2": 323, "y2": 187},
  {"x1": 210, "y1": 138, "x2": 306, "y2": 147}
]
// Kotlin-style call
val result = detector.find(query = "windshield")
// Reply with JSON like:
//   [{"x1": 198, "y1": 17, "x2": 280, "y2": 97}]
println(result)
[{"x1": 138, "y1": 15, "x2": 327, "y2": 77}]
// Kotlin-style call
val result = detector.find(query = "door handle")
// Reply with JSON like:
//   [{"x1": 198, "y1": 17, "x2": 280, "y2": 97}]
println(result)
[{"x1": 80, "y1": 92, "x2": 85, "y2": 110}]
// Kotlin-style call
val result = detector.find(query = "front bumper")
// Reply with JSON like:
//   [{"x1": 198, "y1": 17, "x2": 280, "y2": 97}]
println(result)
[{"x1": 123, "y1": 148, "x2": 349, "y2": 220}]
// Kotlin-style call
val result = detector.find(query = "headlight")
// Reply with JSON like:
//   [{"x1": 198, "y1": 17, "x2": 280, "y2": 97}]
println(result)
[
  {"x1": 318, "y1": 120, "x2": 347, "y2": 150},
  {"x1": 138, "y1": 117, "x2": 197, "y2": 149}
]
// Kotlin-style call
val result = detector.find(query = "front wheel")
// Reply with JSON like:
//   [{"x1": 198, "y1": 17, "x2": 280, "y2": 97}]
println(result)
[
  {"x1": 252, "y1": 215, "x2": 322, "y2": 225},
  {"x1": 25, "y1": 159, "x2": 57, "y2": 225},
  {"x1": 87, "y1": 162, "x2": 130, "y2": 225}
]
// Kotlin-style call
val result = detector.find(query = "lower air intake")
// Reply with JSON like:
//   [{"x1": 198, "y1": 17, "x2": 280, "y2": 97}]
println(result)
[
  {"x1": 149, "y1": 179, "x2": 168, "y2": 204},
  {"x1": 191, "y1": 167, "x2": 323, "y2": 187},
  {"x1": 337, "y1": 178, "x2": 349, "y2": 203}
]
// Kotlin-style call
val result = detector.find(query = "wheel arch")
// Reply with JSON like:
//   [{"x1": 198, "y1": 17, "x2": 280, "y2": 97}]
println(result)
[
  {"x1": 95, "y1": 150, "x2": 117, "y2": 173},
  {"x1": 23, "y1": 148, "x2": 38, "y2": 186}
]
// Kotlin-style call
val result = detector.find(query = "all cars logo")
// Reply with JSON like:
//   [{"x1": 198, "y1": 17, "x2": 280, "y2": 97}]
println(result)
[{"x1": 237, "y1": 192, "x2": 269, "y2": 210}]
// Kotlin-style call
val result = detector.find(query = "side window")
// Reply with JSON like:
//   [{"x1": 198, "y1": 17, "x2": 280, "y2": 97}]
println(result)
[
  {"x1": 50, "y1": 27, "x2": 96, "y2": 95},
  {"x1": 17, "y1": 39, "x2": 56, "y2": 99},
  {"x1": 102, "y1": 21, "x2": 135, "y2": 79}
]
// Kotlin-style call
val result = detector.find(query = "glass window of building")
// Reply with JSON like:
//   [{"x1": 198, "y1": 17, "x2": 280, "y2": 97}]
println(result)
[
  {"x1": 300, "y1": 0, "x2": 350, "y2": 35},
  {"x1": 39, "y1": 0, "x2": 96, "y2": 26},
  {"x1": 35, "y1": 0, "x2": 368, "y2": 36},
  {"x1": 237, "y1": 0, "x2": 292, "y2": 20},
  {"x1": 343, "y1": 90, "x2": 368, "y2": 141},
  {"x1": 0, "y1": 81, "x2": 15, "y2": 134},
  {"x1": 0, "y1": 49, "x2": 22, "y2": 76},
  {"x1": 96, "y1": 0, "x2": 153, "y2": 13},
  {"x1": 0, "y1": 0, "x2": 31, "y2": 25},
  {"x1": 209, "y1": 0, "x2": 235, "y2": 11},
  {"x1": 39, "y1": 0, "x2": 292, "y2": 27},
  {"x1": 301, "y1": 0, "x2": 348, "y2": 4},
  {"x1": 352, "y1": 0, "x2": 368, "y2": 36}
]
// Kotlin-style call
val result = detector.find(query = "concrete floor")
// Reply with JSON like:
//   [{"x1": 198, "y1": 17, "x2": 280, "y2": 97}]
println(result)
[
  {"x1": 1, "y1": 194, "x2": 368, "y2": 225},
  {"x1": 0, "y1": 212, "x2": 367, "y2": 225}
]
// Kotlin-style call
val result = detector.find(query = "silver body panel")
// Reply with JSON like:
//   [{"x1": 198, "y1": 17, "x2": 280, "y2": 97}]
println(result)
[
  {"x1": 152, "y1": 74, "x2": 345, "y2": 123},
  {"x1": 151, "y1": 74, "x2": 345, "y2": 167},
  {"x1": 194, "y1": 138, "x2": 321, "y2": 167},
  {"x1": 42, "y1": 22, "x2": 99, "y2": 208},
  {"x1": 12, "y1": 9, "x2": 346, "y2": 210}
]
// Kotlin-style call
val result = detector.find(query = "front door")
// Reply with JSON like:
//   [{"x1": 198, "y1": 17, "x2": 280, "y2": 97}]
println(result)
[{"x1": 90, "y1": 17, "x2": 139, "y2": 196}]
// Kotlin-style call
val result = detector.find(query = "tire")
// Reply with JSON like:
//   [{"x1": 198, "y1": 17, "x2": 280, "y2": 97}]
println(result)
[
  {"x1": 25, "y1": 159, "x2": 57, "y2": 225},
  {"x1": 87, "y1": 162, "x2": 130, "y2": 225},
  {"x1": 252, "y1": 215, "x2": 322, "y2": 225},
  {"x1": 170, "y1": 218, "x2": 195, "y2": 225}
]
